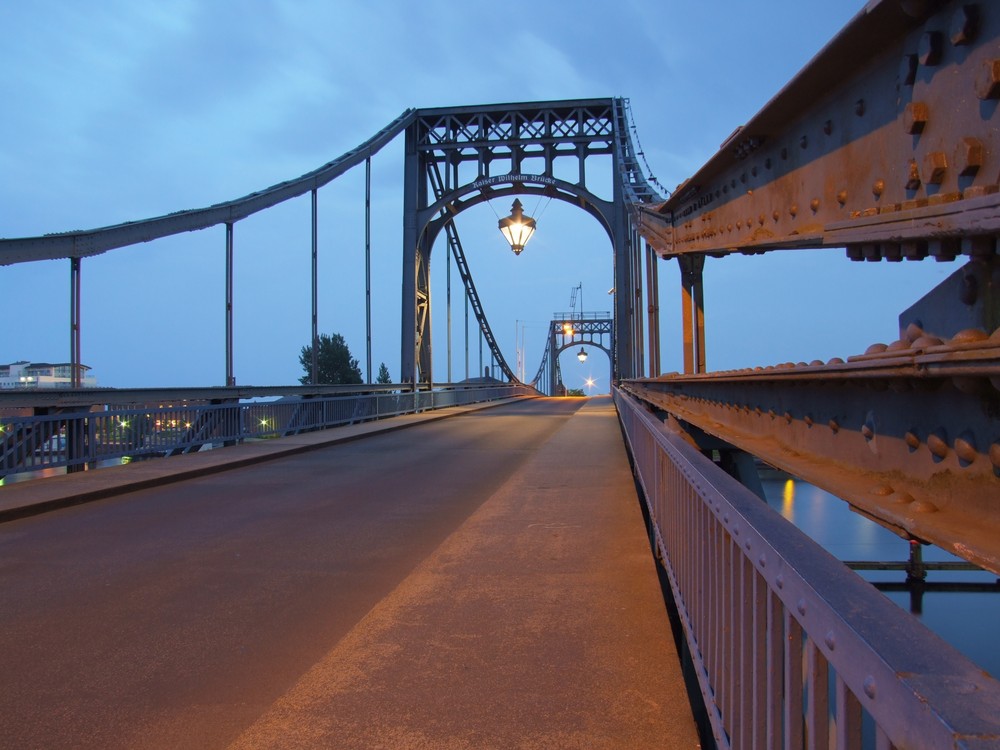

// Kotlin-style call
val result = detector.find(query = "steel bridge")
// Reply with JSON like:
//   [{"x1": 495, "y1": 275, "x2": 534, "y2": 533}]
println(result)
[{"x1": 2, "y1": 2, "x2": 1000, "y2": 748}]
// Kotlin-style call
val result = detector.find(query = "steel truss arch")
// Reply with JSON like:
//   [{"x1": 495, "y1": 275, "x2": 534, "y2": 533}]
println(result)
[{"x1": 401, "y1": 98, "x2": 655, "y2": 385}]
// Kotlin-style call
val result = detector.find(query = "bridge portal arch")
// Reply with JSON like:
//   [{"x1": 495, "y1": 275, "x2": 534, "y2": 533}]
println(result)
[
  {"x1": 534, "y1": 315, "x2": 614, "y2": 396},
  {"x1": 400, "y1": 99, "x2": 647, "y2": 386}
]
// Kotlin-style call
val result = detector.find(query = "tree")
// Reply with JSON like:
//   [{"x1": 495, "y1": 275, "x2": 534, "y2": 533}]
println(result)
[
  {"x1": 299, "y1": 333, "x2": 363, "y2": 385},
  {"x1": 376, "y1": 362, "x2": 392, "y2": 384}
]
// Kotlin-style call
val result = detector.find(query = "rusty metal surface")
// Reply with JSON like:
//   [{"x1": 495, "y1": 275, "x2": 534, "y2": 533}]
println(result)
[
  {"x1": 622, "y1": 323, "x2": 1000, "y2": 575},
  {"x1": 641, "y1": 0, "x2": 1000, "y2": 261}
]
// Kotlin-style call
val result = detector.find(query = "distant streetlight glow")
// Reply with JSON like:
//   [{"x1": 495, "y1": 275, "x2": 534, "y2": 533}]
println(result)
[
  {"x1": 497, "y1": 198, "x2": 536, "y2": 255},
  {"x1": 577, "y1": 347, "x2": 588, "y2": 363}
]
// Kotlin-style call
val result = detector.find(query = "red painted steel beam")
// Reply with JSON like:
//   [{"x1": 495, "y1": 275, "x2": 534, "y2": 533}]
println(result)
[
  {"x1": 623, "y1": 324, "x2": 1000, "y2": 574},
  {"x1": 640, "y1": 0, "x2": 1000, "y2": 262}
]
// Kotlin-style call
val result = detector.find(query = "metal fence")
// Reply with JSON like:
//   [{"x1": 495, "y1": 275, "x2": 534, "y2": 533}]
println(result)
[
  {"x1": 613, "y1": 388, "x2": 1000, "y2": 750},
  {"x1": 1, "y1": 384, "x2": 533, "y2": 478}
]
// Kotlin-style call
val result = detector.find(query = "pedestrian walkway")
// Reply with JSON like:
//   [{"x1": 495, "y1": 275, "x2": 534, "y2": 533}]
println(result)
[{"x1": 227, "y1": 396, "x2": 700, "y2": 748}]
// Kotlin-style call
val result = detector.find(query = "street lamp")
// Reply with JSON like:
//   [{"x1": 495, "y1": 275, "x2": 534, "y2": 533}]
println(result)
[
  {"x1": 498, "y1": 199, "x2": 536, "y2": 255},
  {"x1": 577, "y1": 347, "x2": 588, "y2": 363}
]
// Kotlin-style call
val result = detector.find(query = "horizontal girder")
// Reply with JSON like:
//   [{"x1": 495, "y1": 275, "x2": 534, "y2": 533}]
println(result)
[
  {"x1": 641, "y1": 0, "x2": 1000, "y2": 261},
  {"x1": 414, "y1": 99, "x2": 615, "y2": 152},
  {"x1": 622, "y1": 324, "x2": 1000, "y2": 574}
]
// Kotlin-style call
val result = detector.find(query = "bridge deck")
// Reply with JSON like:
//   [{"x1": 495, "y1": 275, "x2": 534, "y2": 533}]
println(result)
[{"x1": 0, "y1": 396, "x2": 698, "y2": 749}]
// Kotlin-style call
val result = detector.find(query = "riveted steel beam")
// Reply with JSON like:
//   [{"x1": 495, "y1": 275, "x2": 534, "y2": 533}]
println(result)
[
  {"x1": 641, "y1": 0, "x2": 1000, "y2": 261},
  {"x1": 623, "y1": 325, "x2": 1000, "y2": 574}
]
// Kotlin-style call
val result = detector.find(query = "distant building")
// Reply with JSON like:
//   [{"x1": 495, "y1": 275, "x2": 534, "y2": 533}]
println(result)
[{"x1": 0, "y1": 361, "x2": 97, "y2": 389}]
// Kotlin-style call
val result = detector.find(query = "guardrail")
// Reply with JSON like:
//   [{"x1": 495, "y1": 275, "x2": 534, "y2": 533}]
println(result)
[
  {"x1": 613, "y1": 387, "x2": 1000, "y2": 750},
  {"x1": 1, "y1": 383, "x2": 534, "y2": 479}
]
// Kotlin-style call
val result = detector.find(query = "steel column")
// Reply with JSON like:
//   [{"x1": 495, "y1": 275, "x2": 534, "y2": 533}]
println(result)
[
  {"x1": 70, "y1": 257, "x2": 81, "y2": 388},
  {"x1": 632, "y1": 224, "x2": 645, "y2": 377},
  {"x1": 549, "y1": 323, "x2": 558, "y2": 396},
  {"x1": 464, "y1": 289, "x2": 470, "y2": 381},
  {"x1": 447, "y1": 241, "x2": 452, "y2": 383},
  {"x1": 401, "y1": 123, "x2": 419, "y2": 384},
  {"x1": 612, "y1": 166, "x2": 633, "y2": 381},
  {"x1": 646, "y1": 242, "x2": 661, "y2": 377},
  {"x1": 365, "y1": 157, "x2": 372, "y2": 384},
  {"x1": 225, "y1": 222, "x2": 235, "y2": 386},
  {"x1": 311, "y1": 189, "x2": 318, "y2": 385},
  {"x1": 680, "y1": 254, "x2": 706, "y2": 374}
]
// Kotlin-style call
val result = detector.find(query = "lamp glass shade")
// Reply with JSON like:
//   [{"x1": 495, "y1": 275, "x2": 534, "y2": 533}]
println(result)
[
  {"x1": 498, "y1": 199, "x2": 536, "y2": 255},
  {"x1": 577, "y1": 347, "x2": 588, "y2": 363}
]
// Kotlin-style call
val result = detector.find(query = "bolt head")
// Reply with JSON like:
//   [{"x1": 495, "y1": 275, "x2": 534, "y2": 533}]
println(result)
[
  {"x1": 904, "y1": 102, "x2": 929, "y2": 134},
  {"x1": 918, "y1": 31, "x2": 942, "y2": 66},
  {"x1": 976, "y1": 60, "x2": 1000, "y2": 99},
  {"x1": 923, "y1": 151, "x2": 948, "y2": 185},
  {"x1": 955, "y1": 137, "x2": 984, "y2": 176},
  {"x1": 950, "y1": 5, "x2": 978, "y2": 46}
]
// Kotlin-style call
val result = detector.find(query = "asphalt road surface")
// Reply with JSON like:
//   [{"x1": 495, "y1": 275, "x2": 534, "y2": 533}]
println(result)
[{"x1": 0, "y1": 397, "x2": 697, "y2": 749}]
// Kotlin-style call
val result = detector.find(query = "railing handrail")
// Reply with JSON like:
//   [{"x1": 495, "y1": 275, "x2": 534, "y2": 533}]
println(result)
[
  {"x1": 551, "y1": 311, "x2": 612, "y2": 321},
  {"x1": 1, "y1": 384, "x2": 536, "y2": 479},
  {"x1": 614, "y1": 387, "x2": 1000, "y2": 749},
  {"x1": 0, "y1": 381, "x2": 518, "y2": 410}
]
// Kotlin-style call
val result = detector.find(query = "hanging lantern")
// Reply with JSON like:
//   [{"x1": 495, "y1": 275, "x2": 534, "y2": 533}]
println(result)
[
  {"x1": 497, "y1": 199, "x2": 536, "y2": 255},
  {"x1": 577, "y1": 347, "x2": 588, "y2": 363}
]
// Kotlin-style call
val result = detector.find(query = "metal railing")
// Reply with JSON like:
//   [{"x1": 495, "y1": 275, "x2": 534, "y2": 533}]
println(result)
[
  {"x1": 613, "y1": 388, "x2": 1000, "y2": 750},
  {"x1": 1, "y1": 383, "x2": 534, "y2": 478}
]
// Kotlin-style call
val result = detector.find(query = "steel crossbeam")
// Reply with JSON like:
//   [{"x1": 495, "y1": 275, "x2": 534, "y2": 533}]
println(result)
[
  {"x1": 639, "y1": 0, "x2": 1000, "y2": 262},
  {"x1": 623, "y1": 327, "x2": 1000, "y2": 573}
]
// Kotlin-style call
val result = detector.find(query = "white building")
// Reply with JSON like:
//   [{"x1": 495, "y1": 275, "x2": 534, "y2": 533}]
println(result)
[{"x1": 0, "y1": 361, "x2": 97, "y2": 389}]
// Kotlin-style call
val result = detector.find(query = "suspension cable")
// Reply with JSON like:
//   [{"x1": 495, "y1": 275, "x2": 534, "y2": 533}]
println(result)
[{"x1": 623, "y1": 98, "x2": 671, "y2": 198}]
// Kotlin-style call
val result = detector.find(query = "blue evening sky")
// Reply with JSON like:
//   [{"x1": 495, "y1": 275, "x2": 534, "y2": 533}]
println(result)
[{"x1": 0, "y1": 1, "x2": 953, "y2": 390}]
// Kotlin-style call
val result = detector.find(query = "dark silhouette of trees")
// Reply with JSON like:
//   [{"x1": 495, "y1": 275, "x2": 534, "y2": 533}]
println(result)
[
  {"x1": 376, "y1": 362, "x2": 392, "y2": 384},
  {"x1": 299, "y1": 333, "x2": 363, "y2": 385}
]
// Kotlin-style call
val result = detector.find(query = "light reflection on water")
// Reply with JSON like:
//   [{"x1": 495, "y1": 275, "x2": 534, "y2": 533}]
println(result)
[{"x1": 761, "y1": 477, "x2": 1000, "y2": 680}]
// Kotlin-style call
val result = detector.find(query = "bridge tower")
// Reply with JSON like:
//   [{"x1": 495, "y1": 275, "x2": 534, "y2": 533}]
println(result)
[{"x1": 399, "y1": 98, "x2": 660, "y2": 385}]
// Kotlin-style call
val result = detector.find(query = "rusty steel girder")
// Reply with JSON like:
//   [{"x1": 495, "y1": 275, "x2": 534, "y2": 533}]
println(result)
[
  {"x1": 640, "y1": 0, "x2": 1000, "y2": 262},
  {"x1": 623, "y1": 324, "x2": 1000, "y2": 574}
]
